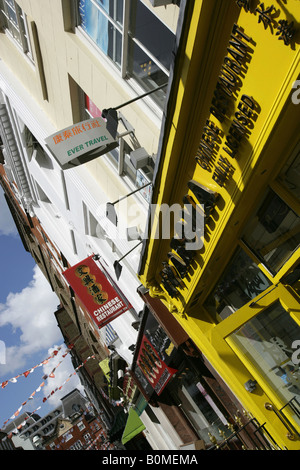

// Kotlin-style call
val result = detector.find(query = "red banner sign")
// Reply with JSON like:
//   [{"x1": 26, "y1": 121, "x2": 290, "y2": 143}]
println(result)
[
  {"x1": 63, "y1": 256, "x2": 129, "y2": 328},
  {"x1": 137, "y1": 335, "x2": 177, "y2": 395}
]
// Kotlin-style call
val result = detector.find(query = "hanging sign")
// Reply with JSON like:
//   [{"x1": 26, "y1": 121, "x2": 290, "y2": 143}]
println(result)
[
  {"x1": 137, "y1": 335, "x2": 177, "y2": 395},
  {"x1": 63, "y1": 256, "x2": 130, "y2": 328},
  {"x1": 45, "y1": 117, "x2": 119, "y2": 170}
]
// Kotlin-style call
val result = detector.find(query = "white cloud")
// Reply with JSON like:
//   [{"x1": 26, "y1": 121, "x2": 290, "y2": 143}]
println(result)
[
  {"x1": 0, "y1": 189, "x2": 18, "y2": 237},
  {"x1": 0, "y1": 265, "x2": 62, "y2": 375}
]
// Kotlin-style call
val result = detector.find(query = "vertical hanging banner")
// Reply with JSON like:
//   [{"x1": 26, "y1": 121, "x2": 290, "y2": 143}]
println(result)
[
  {"x1": 137, "y1": 335, "x2": 177, "y2": 395},
  {"x1": 63, "y1": 256, "x2": 130, "y2": 328}
]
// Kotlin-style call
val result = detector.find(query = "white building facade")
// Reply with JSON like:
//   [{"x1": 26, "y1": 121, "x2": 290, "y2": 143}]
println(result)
[{"x1": 0, "y1": 0, "x2": 184, "y2": 450}]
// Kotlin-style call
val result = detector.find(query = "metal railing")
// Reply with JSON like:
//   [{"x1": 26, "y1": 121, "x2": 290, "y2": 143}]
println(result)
[{"x1": 207, "y1": 414, "x2": 281, "y2": 450}]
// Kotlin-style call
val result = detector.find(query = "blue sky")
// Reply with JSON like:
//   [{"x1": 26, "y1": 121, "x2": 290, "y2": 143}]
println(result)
[{"x1": 0, "y1": 189, "x2": 83, "y2": 431}]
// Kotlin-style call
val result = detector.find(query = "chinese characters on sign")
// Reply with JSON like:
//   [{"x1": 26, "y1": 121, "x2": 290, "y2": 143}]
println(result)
[
  {"x1": 52, "y1": 119, "x2": 102, "y2": 145},
  {"x1": 45, "y1": 117, "x2": 119, "y2": 170},
  {"x1": 196, "y1": 23, "x2": 259, "y2": 188},
  {"x1": 236, "y1": 1, "x2": 295, "y2": 46},
  {"x1": 63, "y1": 256, "x2": 130, "y2": 328}
]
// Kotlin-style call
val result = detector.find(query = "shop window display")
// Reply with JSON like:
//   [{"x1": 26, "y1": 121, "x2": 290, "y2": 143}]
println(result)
[
  {"x1": 242, "y1": 189, "x2": 300, "y2": 274},
  {"x1": 227, "y1": 301, "x2": 300, "y2": 426},
  {"x1": 204, "y1": 247, "x2": 271, "y2": 321},
  {"x1": 279, "y1": 150, "x2": 300, "y2": 202}
]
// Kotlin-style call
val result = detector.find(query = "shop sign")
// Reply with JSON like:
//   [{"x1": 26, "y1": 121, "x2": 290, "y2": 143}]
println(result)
[
  {"x1": 236, "y1": 1, "x2": 295, "y2": 46},
  {"x1": 45, "y1": 117, "x2": 118, "y2": 170},
  {"x1": 196, "y1": 23, "x2": 260, "y2": 188},
  {"x1": 133, "y1": 312, "x2": 178, "y2": 396},
  {"x1": 157, "y1": 23, "x2": 260, "y2": 300},
  {"x1": 63, "y1": 256, "x2": 130, "y2": 328},
  {"x1": 137, "y1": 335, "x2": 177, "y2": 395}
]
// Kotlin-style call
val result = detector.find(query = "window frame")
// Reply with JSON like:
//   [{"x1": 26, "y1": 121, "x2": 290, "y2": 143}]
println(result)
[
  {"x1": 210, "y1": 283, "x2": 300, "y2": 431},
  {"x1": 74, "y1": 0, "x2": 171, "y2": 109},
  {"x1": 0, "y1": 0, "x2": 34, "y2": 63},
  {"x1": 202, "y1": 143, "x2": 300, "y2": 323},
  {"x1": 241, "y1": 184, "x2": 300, "y2": 280}
]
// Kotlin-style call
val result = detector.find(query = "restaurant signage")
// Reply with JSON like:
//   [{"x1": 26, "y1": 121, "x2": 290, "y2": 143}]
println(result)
[
  {"x1": 137, "y1": 335, "x2": 177, "y2": 395},
  {"x1": 157, "y1": 23, "x2": 261, "y2": 300},
  {"x1": 133, "y1": 311, "x2": 178, "y2": 396},
  {"x1": 45, "y1": 117, "x2": 118, "y2": 170},
  {"x1": 63, "y1": 256, "x2": 130, "y2": 328}
]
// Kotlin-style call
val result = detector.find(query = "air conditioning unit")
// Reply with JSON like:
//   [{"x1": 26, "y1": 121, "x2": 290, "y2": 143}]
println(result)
[
  {"x1": 149, "y1": 0, "x2": 174, "y2": 6},
  {"x1": 130, "y1": 147, "x2": 150, "y2": 169}
]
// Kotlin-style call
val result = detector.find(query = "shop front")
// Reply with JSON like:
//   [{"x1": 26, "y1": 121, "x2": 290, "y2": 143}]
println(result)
[
  {"x1": 130, "y1": 298, "x2": 244, "y2": 448},
  {"x1": 138, "y1": 0, "x2": 300, "y2": 449}
]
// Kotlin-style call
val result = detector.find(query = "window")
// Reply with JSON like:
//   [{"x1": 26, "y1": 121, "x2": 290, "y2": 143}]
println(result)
[
  {"x1": 83, "y1": 432, "x2": 91, "y2": 442},
  {"x1": 78, "y1": 0, "x2": 123, "y2": 66},
  {"x1": 204, "y1": 247, "x2": 272, "y2": 321},
  {"x1": 227, "y1": 300, "x2": 300, "y2": 426},
  {"x1": 0, "y1": 0, "x2": 34, "y2": 61},
  {"x1": 128, "y1": 0, "x2": 174, "y2": 98},
  {"x1": 64, "y1": 431, "x2": 73, "y2": 442},
  {"x1": 81, "y1": 94, "x2": 102, "y2": 120},
  {"x1": 76, "y1": 0, "x2": 174, "y2": 108},
  {"x1": 278, "y1": 149, "x2": 300, "y2": 201},
  {"x1": 70, "y1": 440, "x2": 84, "y2": 450},
  {"x1": 242, "y1": 189, "x2": 300, "y2": 274},
  {"x1": 204, "y1": 142, "x2": 300, "y2": 322},
  {"x1": 77, "y1": 420, "x2": 86, "y2": 432}
]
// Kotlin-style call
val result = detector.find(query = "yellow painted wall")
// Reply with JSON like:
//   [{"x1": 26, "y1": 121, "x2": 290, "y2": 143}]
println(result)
[{"x1": 138, "y1": 0, "x2": 300, "y2": 449}]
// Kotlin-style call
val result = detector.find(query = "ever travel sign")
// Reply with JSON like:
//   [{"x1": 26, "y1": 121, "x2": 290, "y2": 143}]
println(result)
[{"x1": 45, "y1": 116, "x2": 118, "y2": 170}]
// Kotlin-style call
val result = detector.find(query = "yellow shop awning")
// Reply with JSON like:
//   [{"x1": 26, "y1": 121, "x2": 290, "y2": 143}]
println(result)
[{"x1": 121, "y1": 409, "x2": 146, "y2": 445}]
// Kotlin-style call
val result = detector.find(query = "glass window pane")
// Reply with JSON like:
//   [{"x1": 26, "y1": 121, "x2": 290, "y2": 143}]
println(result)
[
  {"x1": 242, "y1": 189, "x2": 300, "y2": 273},
  {"x1": 85, "y1": 95, "x2": 102, "y2": 118},
  {"x1": 94, "y1": 0, "x2": 109, "y2": 14},
  {"x1": 0, "y1": 1, "x2": 31, "y2": 56},
  {"x1": 116, "y1": 0, "x2": 123, "y2": 24},
  {"x1": 130, "y1": 0, "x2": 175, "y2": 71},
  {"x1": 79, "y1": 0, "x2": 121, "y2": 66},
  {"x1": 204, "y1": 247, "x2": 271, "y2": 321},
  {"x1": 128, "y1": 39, "x2": 168, "y2": 107},
  {"x1": 7, "y1": 3, "x2": 17, "y2": 25},
  {"x1": 279, "y1": 150, "x2": 300, "y2": 201},
  {"x1": 79, "y1": 0, "x2": 108, "y2": 53},
  {"x1": 228, "y1": 301, "x2": 300, "y2": 425}
]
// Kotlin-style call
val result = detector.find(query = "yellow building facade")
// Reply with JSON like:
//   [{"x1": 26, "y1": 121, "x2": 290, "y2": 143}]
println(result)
[{"x1": 138, "y1": 0, "x2": 300, "y2": 449}]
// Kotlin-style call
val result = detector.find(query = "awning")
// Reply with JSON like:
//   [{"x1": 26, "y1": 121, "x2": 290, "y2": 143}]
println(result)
[{"x1": 121, "y1": 409, "x2": 146, "y2": 445}]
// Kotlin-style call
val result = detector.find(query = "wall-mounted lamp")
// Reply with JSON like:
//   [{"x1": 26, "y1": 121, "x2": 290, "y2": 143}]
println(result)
[
  {"x1": 113, "y1": 240, "x2": 143, "y2": 280},
  {"x1": 101, "y1": 82, "x2": 168, "y2": 121},
  {"x1": 106, "y1": 182, "x2": 152, "y2": 226},
  {"x1": 102, "y1": 82, "x2": 168, "y2": 150}
]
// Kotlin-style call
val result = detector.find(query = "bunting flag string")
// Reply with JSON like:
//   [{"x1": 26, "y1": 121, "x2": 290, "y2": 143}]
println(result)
[
  {"x1": 1, "y1": 343, "x2": 75, "y2": 390},
  {"x1": 99, "y1": 387, "x2": 124, "y2": 407},
  {"x1": 42, "y1": 355, "x2": 95, "y2": 404},
  {"x1": 1, "y1": 354, "x2": 95, "y2": 430}
]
